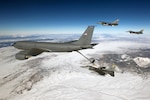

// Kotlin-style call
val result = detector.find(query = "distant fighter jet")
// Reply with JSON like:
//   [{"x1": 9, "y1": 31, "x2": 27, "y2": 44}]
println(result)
[
  {"x1": 89, "y1": 67, "x2": 115, "y2": 77},
  {"x1": 126, "y1": 29, "x2": 144, "y2": 34},
  {"x1": 97, "y1": 19, "x2": 119, "y2": 26},
  {"x1": 13, "y1": 26, "x2": 97, "y2": 60}
]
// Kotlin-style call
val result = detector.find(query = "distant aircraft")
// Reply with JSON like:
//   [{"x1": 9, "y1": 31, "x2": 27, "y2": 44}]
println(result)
[
  {"x1": 126, "y1": 29, "x2": 144, "y2": 34},
  {"x1": 13, "y1": 26, "x2": 97, "y2": 60},
  {"x1": 97, "y1": 19, "x2": 119, "y2": 26},
  {"x1": 89, "y1": 67, "x2": 115, "y2": 77}
]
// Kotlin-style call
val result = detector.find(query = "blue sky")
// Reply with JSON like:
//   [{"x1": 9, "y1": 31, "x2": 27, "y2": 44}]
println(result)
[{"x1": 0, "y1": 0, "x2": 150, "y2": 35}]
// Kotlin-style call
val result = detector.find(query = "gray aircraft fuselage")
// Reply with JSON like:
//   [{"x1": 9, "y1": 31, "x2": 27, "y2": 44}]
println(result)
[
  {"x1": 101, "y1": 22, "x2": 118, "y2": 26},
  {"x1": 13, "y1": 26, "x2": 96, "y2": 60},
  {"x1": 14, "y1": 41, "x2": 93, "y2": 52}
]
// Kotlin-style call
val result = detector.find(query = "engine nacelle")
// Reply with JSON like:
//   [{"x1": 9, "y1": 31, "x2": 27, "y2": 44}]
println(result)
[{"x1": 15, "y1": 51, "x2": 29, "y2": 60}]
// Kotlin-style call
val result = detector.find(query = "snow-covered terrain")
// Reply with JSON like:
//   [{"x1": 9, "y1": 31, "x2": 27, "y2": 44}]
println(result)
[
  {"x1": 134, "y1": 57, "x2": 150, "y2": 68},
  {"x1": 0, "y1": 39, "x2": 150, "y2": 100}
]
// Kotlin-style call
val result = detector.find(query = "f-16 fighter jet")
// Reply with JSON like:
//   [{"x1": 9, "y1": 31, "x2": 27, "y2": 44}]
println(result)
[
  {"x1": 126, "y1": 29, "x2": 144, "y2": 34},
  {"x1": 97, "y1": 19, "x2": 119, "y2": 26}
]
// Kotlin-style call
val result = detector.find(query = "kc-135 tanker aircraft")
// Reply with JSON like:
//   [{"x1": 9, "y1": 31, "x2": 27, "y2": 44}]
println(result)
[{"x1": 13, "y1": 26, "x2": 96, "y2": 60}]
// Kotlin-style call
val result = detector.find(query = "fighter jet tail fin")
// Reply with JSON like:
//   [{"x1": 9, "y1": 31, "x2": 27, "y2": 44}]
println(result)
[
  {"x1": 113, "y1": 19, "x2": 119, "y2": 23},
  {"x1": 140, "y1": 29, "x2": 144, "y2": 33},
  {"x1": 72, "y1": 26, "x2": 95, "y2": 45}
]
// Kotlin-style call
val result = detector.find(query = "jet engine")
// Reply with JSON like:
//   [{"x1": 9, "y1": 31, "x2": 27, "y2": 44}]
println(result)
[{"x1": 15, "y1": 51, "x2": 29, "y2": 60}]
